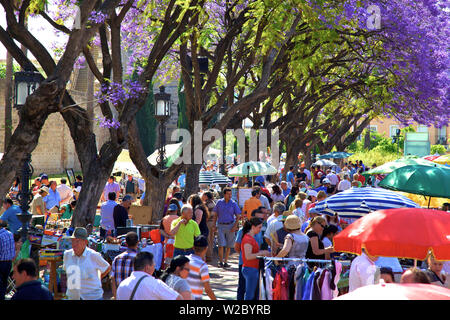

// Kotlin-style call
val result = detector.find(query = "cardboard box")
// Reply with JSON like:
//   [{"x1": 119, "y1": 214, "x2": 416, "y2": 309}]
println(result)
[{"x1": 129, "y1": 205, "x2": 152, "y2": 225}]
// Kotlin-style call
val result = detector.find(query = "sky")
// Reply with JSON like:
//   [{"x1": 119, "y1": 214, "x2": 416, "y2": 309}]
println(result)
[{"x1": 0, "y1": 11, "x2": 67, "y2": 61}]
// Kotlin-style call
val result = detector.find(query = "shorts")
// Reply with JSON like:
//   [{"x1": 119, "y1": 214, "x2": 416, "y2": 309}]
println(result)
[{"x1": 217, "y1": 223, "x2": 236, "y2": 248}]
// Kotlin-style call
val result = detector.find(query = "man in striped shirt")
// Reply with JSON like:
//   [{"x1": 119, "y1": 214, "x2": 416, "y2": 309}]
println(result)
[
  {"x1": 187, "y1": 235, "x2": 216, "y2": 300},
  {"x1": 110, "y1": 232, "x2": 139, "y2": 298},
  {"x1": 0, "y1": 222, "x2": 15, "y2": 300}
]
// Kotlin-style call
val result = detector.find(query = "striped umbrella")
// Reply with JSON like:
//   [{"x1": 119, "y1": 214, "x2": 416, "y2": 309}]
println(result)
[
  {"x1": 227, "y1": 161, "x2": 278, "y2": 177},
  {"x1": 199, "y1": 171, "x2": 214, "y2": 185},
  {"x1": 314, "y1": 187, "x2": 420, "y2": 218},
  {"x1": 209, "y1": 171, "x2": 231, "y2": 184}
]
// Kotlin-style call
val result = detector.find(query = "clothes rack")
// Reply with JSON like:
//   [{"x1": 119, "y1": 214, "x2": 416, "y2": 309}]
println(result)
[{"x1": 257, "y1": 256, "x2": 351, "y2": 265}]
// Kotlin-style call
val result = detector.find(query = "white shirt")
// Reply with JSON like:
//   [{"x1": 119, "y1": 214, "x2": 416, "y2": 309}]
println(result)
[
  {"x1": 100, "y1": 200, "x2": 118, "y2": 231},
  {"x1": 337, "y1": 179, "x2": 351, "y2": 191},
  {"x1": 349, "y1": 253, "x2": 378, "y2": 292},
  {"x1": 303, "y1": 169, "x2": 312, "y2": 182},
  {"x1": 63, "y1": 247, "x2": 110, "y2": 300},
  {"x1": 264, "y1": 216, "x2": 283, "y2": 240},
  {"x1": 57, "y1": 184, "x2": 73, "y2": 204},
  {"x1": 326, "y1": 173, "x2": 339, "y2": 186},
  {"x1": 259, "y1": 195, "x2": 271, "y2": 210},
  {"x1": 293, "y1": 208, "x2": 306, "y2": 224},
  {"x1": 116, "y1": 271, "x2": 179, "y2": 300}
]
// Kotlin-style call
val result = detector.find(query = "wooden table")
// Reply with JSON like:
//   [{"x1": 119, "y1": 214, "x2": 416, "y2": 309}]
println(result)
[{"x1": 41, "y1": 256, "x2": 64, "y2": 300}]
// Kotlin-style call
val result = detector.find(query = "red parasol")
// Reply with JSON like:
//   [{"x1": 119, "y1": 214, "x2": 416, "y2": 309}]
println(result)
[
  {"x1": 333, "y1": 208, "x2": 450, "y2": 260},
  {"x1": 334, "y1": 283, "x2": 450, "y2": 300}
]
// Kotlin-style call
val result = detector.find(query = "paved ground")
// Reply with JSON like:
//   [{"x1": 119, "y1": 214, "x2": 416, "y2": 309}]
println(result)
[{"x1": 203, "y1": 253, "x2": 240, "y2": 300}]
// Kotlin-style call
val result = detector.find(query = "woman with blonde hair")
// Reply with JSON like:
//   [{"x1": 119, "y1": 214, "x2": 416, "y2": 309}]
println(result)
[
  {"x1": 305, "y1": 216, "x2": 334, "y2": 264},
  {"x1": 424, "y1": 252, "x2": 450, "y2": 288}
]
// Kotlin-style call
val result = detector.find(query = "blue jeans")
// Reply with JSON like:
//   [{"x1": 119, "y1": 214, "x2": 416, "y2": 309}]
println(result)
[
  {"x1": 242, "y1": 266, "x2": 259, "y2": 300},
  {"x1": 173, "y1": 248, "x2": 194, "y2": 257}
]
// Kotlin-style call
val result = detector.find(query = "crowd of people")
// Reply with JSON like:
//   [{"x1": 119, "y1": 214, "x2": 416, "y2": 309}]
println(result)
[{"x1": 0, "y1": 159, "x2": 449, "y2": 301}]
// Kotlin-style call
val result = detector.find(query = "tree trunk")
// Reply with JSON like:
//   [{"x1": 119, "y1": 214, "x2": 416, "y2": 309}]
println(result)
[
  {"x1": 72, "y1": 167, "x2": 111, "y2": 227},
  {"x1": 184, "y1": 163, "x2": 202, "y2": 198},
  {"x1": 0, "y1": 82, "x2": 59, "y2": 199},
  {"x1": 146, "y1": 174, "x2": 174, "y2": 223},
  {"x1": 3, "y1": 52, "x2": 13, "y2": 152}
]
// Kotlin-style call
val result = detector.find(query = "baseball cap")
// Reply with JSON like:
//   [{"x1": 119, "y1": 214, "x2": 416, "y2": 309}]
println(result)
[
  {"x1": 322, "y1": 178, "x2": 331, "y2": 184},
  {"x1": 40, "y1": 174, "x2": 48, "y2": 180},
  {"x1": 168, "y1": 203, "x2": 178, "y2": 211}
]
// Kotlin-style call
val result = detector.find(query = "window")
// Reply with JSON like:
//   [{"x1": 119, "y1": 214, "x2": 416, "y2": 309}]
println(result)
[
  {"x1": 369, "y1": 125, "x2": 378, "y2": 133},
  {"x1": 389, "y1": 125, "x2": 399, "y2": 138},
  {"x1": 417, "y1": 125, "x2": 429, "y2": 133}
]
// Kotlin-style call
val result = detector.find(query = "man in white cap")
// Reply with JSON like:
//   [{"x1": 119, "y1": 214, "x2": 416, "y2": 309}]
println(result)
[{"x1": 63, "y1": 227, "x2": 111, "y2": 300}]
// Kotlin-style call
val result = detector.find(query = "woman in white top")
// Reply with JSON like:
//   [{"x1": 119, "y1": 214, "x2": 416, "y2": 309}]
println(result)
[{"x1": 161, "y1": 255, "x2": 193, "y2": 299}]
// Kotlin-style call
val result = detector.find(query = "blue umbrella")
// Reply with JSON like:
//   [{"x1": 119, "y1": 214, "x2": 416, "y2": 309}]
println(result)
[
  {"x1": 314, "y1": 187, "x2": 420, "y2": 218},
  {"x1": 318, "y1": 152, "x2": 353, "y2": 159}
]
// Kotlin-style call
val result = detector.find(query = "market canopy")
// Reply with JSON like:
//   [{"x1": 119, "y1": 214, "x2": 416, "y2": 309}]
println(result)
[
  {"x1": 228, "y1": 161, "x2": 278, "y2": 177},
  {"x1": 366, "y1": 156, "x2": 447, "y2": 175},
  {"x1": 318, "y1": 152, "x2": 353, "y2": 159},
  {"x1": 378, "y1": 164, "x2": 450, "y2": 199}
]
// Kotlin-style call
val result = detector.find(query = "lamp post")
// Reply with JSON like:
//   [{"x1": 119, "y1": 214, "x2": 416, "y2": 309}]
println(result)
[
  {"x1": 13, "y1": 69, "x2": 42, "y2": 242},
  {"x1": 392, "y1": 129, "x2": 402, "y2": 157},
  {"x1": 154, "y1": 86, "x2": 171, "y2": 171}
]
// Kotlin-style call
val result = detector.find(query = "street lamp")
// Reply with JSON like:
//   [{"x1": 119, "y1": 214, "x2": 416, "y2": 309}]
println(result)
[
  {"x1": 13, "y1": 69, "x2": 42, "y2": 242},
  {"x1": 154, "y1": 86, "x2": 171, "y2": 170},
  {"x1": 13, "y1": 70, "x2": 43, "y2": 108},
  {"x1": 392, "y1": 129, "x2": 402, "y2": 157}
]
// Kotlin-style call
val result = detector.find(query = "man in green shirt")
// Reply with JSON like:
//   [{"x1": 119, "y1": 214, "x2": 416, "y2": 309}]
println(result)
[{"x1": 170, "y1": 205, "x2": 200, "y2": 257}]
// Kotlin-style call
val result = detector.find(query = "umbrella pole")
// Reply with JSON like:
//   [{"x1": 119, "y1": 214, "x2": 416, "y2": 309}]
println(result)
[
  {"x1": 414, "y1": 259, "x2": 417, "y2": 268},
  {"x1": 428, "y1": 196, "x2": 431, "y2": 209}
]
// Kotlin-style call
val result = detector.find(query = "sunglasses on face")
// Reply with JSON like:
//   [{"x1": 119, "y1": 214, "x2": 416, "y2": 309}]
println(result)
[{"x1": 318, "y1": 223, "x2": 326, "y2": 229}]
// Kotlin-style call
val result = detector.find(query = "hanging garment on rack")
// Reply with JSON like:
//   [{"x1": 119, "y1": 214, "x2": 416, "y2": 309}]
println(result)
[
  {"x1": 288, "y1": 265, "x2": 297, "y2": 300},
  {"x1": 332, "y1": 261, "x2": 342, "y2": 298},
  {"x1": 311, "y1": 268, "x2": 323, "y2": 300},
  {"x1": 265, "y1": 266, "x2": 274, "y2": 300},
  {"x1": 259, "y1": 270, "x2": 267, "y2": 300},
  {"x1": 320, "y1": 270, "x2": 333, "y2": 300},
  {"x1": 294, "y1": 264, "x2": 306, "y2": 300},
  {"x1": 302, "y1": 269, "x2": 316, "y2": 300},
  {"x1": 273, "y1": 266, "x2": 289, "y2": 300}
]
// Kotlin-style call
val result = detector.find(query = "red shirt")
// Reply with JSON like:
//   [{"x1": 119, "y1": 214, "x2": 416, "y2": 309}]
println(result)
[
  {"x1": 357, "y1": 175, "x2": 366, "y2": 185},
  {"x1": 241, "y1": 234, "x2": 260, "y2": 269}
]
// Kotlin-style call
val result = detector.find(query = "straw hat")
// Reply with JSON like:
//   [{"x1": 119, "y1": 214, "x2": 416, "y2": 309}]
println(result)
[{"x1": 284, "y1": 215, "x2": 301, "y2": 230}]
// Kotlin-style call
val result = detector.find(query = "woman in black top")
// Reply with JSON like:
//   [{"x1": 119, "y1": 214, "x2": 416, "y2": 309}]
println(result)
[
  {"x1": 189, "y1": 194, "x2": 209, "y2": 237},
  {"x1": 305, "y1": 216, "x2": 334, "y2": 266}
]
